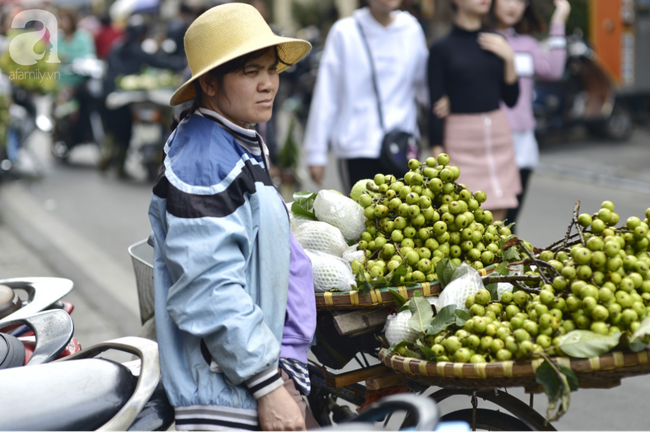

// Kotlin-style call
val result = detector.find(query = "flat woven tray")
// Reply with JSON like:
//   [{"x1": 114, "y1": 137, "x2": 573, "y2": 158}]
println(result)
[
  {"x1": 315, "y1": 266, "x2": 495, "y2": 310},
  {"x1": 379, "y1": 348, "x2": 650, "y2": 391}
]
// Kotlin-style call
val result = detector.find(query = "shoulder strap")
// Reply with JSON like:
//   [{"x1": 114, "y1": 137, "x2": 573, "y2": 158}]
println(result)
[{"x1": 355, "y1": 17, "x2": 385, "y2": 131}]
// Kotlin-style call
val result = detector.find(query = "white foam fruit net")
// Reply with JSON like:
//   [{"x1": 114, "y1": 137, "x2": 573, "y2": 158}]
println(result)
[
  {"x1": 293, "y1": 221, "x2": 348, "y2": 257},
  {"x1": 384, "y1": 311, "x2": 420, "y2": 345},
  {"x1": 436, "y1": 263, "x2": 485, "y2": 313},
  {"x1": 306, "y1": 250, "x2": 357, "y2": 292},
  {"x1": 342, "y1": 244, "x2": 365, "y2": 263},
  {"x1": 313, "y1": 190, "x2": 366, "y2": 242}
]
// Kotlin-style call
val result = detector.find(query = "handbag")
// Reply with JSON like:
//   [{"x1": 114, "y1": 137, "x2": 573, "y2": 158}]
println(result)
[{"x1": 355, "y1": 18, "x2": 419, "y2": 176}]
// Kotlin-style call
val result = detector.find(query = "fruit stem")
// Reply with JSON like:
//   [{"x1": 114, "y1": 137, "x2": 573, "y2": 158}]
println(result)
[
  {"x1": 517, "y1": 239, "x2": 552, "y2": 285},
  {"x1": 571, "y1": 200, "x2": 586, "y2": 246}
]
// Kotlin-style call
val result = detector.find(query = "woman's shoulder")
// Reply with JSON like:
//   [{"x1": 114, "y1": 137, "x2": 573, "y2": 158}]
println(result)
[{"x1": 165, "y1": 114, "x2": 247, "y2": 188}]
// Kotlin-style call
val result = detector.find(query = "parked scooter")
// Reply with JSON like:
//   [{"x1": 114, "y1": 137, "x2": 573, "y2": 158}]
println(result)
[
  {"x1": 533, "y1": 29, "x2": 634, "y2": 141},
  {"x1": 51, "y1": 58, "x2": 106, "y2": 161},
  {"x1": 105, "y1": 88, "x2": 174, "y2": 181},
  {"x1": 0, "y1": 336, "x2": 174, "y2": 431}
]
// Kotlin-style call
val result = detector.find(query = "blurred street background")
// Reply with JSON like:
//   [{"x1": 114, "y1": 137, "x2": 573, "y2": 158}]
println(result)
[{"x1": 1, "y1": 0, "x2": 650, "y2": 430}]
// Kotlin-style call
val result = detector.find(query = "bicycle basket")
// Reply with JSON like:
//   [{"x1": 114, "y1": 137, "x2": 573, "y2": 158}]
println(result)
[{"x1": 128, "y1": 239, "x2": 155, "y2": 325}]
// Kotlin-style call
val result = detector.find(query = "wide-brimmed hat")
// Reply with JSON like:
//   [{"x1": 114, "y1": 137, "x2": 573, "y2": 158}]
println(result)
[{"x1": 170, "y1": 3, "x2": 311, "y2": 106}]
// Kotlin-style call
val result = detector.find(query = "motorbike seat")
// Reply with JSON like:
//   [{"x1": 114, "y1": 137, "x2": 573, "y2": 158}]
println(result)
[
  {"x1": 0, "y1": 333, "x2": 25, "y2": 369},
  {"x1": 0, "y1": 358, "x2": 138, "y2": 431}
]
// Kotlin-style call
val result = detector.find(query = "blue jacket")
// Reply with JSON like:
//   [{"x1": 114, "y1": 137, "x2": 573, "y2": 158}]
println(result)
[{"x1": 148, "y1": 113, "x2": 291, "y2": 429}]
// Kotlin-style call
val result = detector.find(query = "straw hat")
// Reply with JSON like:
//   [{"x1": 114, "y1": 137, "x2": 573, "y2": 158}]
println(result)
[{"x1": 170, "y1": 3, "x2": 311, "y2": 106}]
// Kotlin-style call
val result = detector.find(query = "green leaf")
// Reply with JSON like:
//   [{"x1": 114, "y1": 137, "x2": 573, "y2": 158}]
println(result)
[
  {"x1": 357, "y1": 269, "x2": 374, "y2": 294},
  {"x1": 403, "y1": 347, "x2": 423, "y2": 359},
  {"x1": 398, "y1": 302, "x2": 411, "y2": 313},
  {"x1": 436, "y1": 258, "x2": 458, "y2": 289},
  {"x1": 557, "y1": 330, "x2": 622, "y2": 358},
  {"x1": 427, "y1": 305, "x2": 457, "y2": 335},
  {"x1": 389, "y1": 265, "x2": 408, "y2": 286},
  {"x1": 293, "y1": 190, "x2": 316, "y2": 205},
  {"x1": 291, "y1": 201, "x2": 316, "y2": 220},
  {"x1": 413, "y1": 290, "x2": 423, "y2": 297},
  {"x1": 485, "y1": 283, "x2": 499, "y2": 301},
  {"x1": 409, "y1": 297, "x2": 434, "y2": 334},
  {"x1": 495, "y1": 262, "x2": 508, "y2": 276},
  {"x1": 503, "y1": 246, "x2": 521, "y2": 262},
  {"x1": 454, "y1": 309, "x2": 471, "y2": 328},
  {"x1": 536, "y1": 360, "x2": 562, "y2": 402},
  {"x1": 557, "y1": 365, "x2": 579, "y2": 392},
  {"x1": 536, "y1": 360, "x2": 574, "y2": 422},
  {"x1": 388, "y1": 288, "x2": 407, "y2": 310},
  {"x1": 391, "y1": 340, "x2": 414, "y2": 355},
  {"x1": 419, "y1": 344, "x2": 438, "y2": 361},
  {"x1": 629, "y1": 317, "x2": 650, "y2": 351}
]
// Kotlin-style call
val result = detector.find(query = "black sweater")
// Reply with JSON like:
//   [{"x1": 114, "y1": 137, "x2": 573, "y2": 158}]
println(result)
[{"x1": 428, "y1": 26, "x2": 520, "y2": 147}]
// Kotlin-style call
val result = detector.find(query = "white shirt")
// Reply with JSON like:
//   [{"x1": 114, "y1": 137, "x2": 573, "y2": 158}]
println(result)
[{"x1": 303, "y1": 7, "x2": 429, "y2": 166}]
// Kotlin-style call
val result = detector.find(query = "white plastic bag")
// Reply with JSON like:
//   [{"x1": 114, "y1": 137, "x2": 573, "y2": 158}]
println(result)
[
  {"x1": 384, "y1": 311, "x2": 420, "y2": 345},
  {"x1": 293, "y1": 221, "x2": 348, "y2": 257},
  {"x1": 341, "y1": 244, "x2": 365, "y2": 263},
  {"x1": 436, "y1": 263, "x2": 485, "y2": 313},
  {"x1": 313, "y1": 190, "x2": 366, "y2": 242},
  {"x1": 306, "y1": 250, "x2": 357, "y2": 292}
]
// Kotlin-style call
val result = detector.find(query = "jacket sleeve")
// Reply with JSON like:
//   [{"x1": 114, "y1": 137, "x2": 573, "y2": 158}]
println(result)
[
  {"x1": 303, "y1": 25, "x2": 343, "y2": 166},
  {"x1": 501, "y1": 77, "x2": 520, "y2": 108},
  {"x1": 532, "y1": 23, "x2": 566, "y2": 81},
  {"x1": 161, "y1": 200, "x2": 283, "y2": 399},
  {"x1": 427, "y1": 43, "x2": 446, "y2": 147}
]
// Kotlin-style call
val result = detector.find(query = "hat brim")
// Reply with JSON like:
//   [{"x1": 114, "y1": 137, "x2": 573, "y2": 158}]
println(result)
[{"x1": 170, "y1": 35, "x2": 312, "y2": 106}]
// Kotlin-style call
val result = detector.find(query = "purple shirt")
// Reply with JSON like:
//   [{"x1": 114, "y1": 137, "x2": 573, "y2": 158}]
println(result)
[
  {"x1": 500, "y1": 23, "x2": 567, "y2": 132},
  {"x1": 281, "y1": 231, "x2": 316, "y2": 363}
]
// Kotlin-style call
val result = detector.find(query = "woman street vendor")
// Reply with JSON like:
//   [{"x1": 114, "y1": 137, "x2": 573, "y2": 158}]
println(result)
[{"x1": 148, "y1": 4, "x2": 317, "y2": 430}]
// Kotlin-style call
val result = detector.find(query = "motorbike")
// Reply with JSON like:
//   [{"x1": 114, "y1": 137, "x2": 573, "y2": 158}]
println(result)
[
  {"x1": 533, "y1": 30, "x2": 634, "y2": 142},
  {"x1": 0, "y1": 84, "x2": 53, "y2": 180},
  {"x1": 0, "y1": 335, "x2": 174, "y2": 431},
  {"x1": 105, "y1": 87, "x2": 174, "y2": 181},
  {"x1": 51, "y1": 58, "x2": 106, "y2": 162}
]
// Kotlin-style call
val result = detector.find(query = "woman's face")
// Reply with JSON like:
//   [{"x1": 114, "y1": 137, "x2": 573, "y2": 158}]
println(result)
[
  {"x1": 493, "y1": 0, "x2": 527, "y2": 28},
  {"x1": 454, "y1": 0, "x2": 492, "y2": 16},
  {"x1": 208, "y1": 51, "x2": 279, "y2": 126}
]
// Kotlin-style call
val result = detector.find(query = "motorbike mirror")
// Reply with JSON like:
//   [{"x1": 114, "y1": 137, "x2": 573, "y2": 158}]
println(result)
[
  {"x1": 0, "y1": 278, "x2": 74, "y2": 324},
  {"x1": 0, "y1": 310, "x2": 74, "y2": 365}
]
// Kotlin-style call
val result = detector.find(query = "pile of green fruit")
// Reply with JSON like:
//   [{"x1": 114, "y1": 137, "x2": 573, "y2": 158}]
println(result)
[
  {"x1": 117, "y1": 69, "x2": 182, "y2": 91},
  {"x1": 351, "y1": 154, "x2": 524, "y2": 286},
  {"x1": 395, "y1": 201, "x2": 650, "y2": 364}
]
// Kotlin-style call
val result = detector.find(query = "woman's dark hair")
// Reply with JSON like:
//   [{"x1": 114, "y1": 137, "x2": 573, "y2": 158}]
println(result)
[
  {"x1": 170, "y1": 45, "x2": 288, "y2": 131},
  {"x1": 487, "y1": 0, "x2": 546, "y2": 34},
  {"x1": 450, "y1": 0, "x2": 457, "y2": 13}
]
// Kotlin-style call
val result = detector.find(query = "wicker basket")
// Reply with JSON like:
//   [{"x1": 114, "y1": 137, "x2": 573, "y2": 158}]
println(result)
[
  {"x1": 379, "y1": 348, "x2": 650, "y2": 391},
  {"x1": 315, "y1": 266, "x2": 496, "y2": 310}
]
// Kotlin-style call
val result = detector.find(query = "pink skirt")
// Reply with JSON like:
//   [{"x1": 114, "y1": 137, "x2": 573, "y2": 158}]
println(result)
[{"x1": 445, "y1": 109, "x2": 522, "y2": 210}]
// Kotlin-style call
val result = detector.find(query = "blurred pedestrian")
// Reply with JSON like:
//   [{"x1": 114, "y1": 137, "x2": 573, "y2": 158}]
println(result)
[
  {"x1": 100, "y1": 15, "x2": 185, "y2": 179},
  {"x1": 428, "y1": 0, "x2": 521, "y2": 223},
  {"x1": 303, "y1": 0, "x2": 429, "y2": 192},
  {"x1": 57, "y1": 8, "x2": 96, "y2": 88},
  {"x1": 94, "y1": 14, "x2": 123, "y2": 60},
  {"x1": 489, "y1": 0, "x2": 571, "y2": 231},
  {"x1": 149, "y1": 4, "x2": 316, "y2": 430}
]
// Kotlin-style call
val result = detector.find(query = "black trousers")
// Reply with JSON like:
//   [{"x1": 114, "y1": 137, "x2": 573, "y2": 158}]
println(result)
[
  {"x1": 337, "y1": 157, "x2": 401, "y2": 194},
  {"x1": 506, "y1": 168, "x2": 532, "y2": 233}
]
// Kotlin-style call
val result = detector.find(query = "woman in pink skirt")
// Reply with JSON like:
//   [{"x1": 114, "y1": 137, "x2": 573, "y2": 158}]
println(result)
[{"x1": 428, "y1": 0, "x2": 521, "y2": 223}]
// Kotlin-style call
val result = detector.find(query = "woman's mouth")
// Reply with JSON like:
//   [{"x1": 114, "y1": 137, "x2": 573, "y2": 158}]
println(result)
[{"x1": 257, "y1": 99, "x2": 273, "y2": 107}]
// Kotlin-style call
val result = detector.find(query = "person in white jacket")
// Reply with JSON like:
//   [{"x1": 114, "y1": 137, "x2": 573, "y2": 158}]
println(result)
[{"x1": 303, "y1": 0, "x2": 429, "y2": 192}]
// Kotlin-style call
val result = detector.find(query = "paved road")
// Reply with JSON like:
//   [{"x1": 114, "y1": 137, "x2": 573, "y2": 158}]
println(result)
[{"x1": 1, "y1": 120, "x2": 650, "y2": 429}]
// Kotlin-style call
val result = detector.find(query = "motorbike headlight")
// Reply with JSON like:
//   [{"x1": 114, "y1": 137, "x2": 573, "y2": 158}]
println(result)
[{"x1": 36, "y1": 115, "x2": 53, "y2": 133}]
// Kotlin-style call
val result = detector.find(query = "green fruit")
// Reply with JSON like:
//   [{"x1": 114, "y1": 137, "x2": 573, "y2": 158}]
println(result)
[
  {"x1": 444, "y1": 336, "x2": 462, "y2": 353},
  {"x1": 601, "y1": 200, "x2": 615, "y2": 211},
  {"x1": 513, "y1": 290, "x2": 529, "y2": 307},
  {"x1": 474, "y1": 191, "x2": 487, "y2": 204},
  {"x1": 591, "y1": 219, "x2": 606, "y2": 234},
  {"x1": 454, "y1": 348, "x2": 471, "y2": 363},
  {"x1": 553, "y1": 276, "x2": 567, "y2": 291},
  {"x1": 591, "y1": 321, "x2": 609, "y2": 335},
  {"x1": 437, "y1": 153, "x2": 450, "y2": 166},
  {"x1": 473, "y1": 317, "x2": 488, "y2": 334},
  {"x1": 470, "y1": 304, "x2": 486, "y2": 317},
  {"x1": 475, "y1": 289, "x2": 491, "y2": 306},
  {"x1": 578, "y1": 213, "x2": 593, "y2": 227}
]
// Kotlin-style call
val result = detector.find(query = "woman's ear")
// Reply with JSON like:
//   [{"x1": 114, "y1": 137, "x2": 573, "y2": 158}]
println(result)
[{"x1": 198, "y1": 74, "x2": 218, "y2": 98}]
